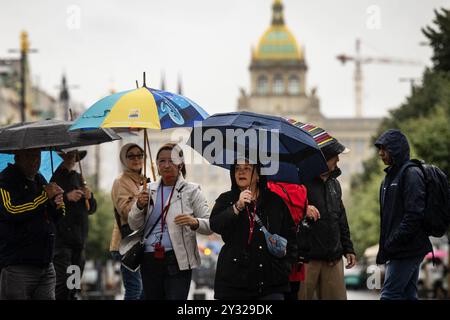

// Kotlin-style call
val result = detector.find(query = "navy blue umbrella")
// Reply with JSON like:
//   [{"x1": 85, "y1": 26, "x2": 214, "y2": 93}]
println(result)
[{"x1": 187, "y1": 111, "x2": 328, "y2": 183}]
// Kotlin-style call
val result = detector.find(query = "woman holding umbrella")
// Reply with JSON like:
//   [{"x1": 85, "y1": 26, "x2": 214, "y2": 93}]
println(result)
[
  {"x1": 110, "y1": 143, "x2": 146, "y2": 300},
  {"x1": 128, "y1": 143, "x2": 212, "y2": 300},
  {"x1": 210, "y1": 159, "x2": 297, "y2": 300}
]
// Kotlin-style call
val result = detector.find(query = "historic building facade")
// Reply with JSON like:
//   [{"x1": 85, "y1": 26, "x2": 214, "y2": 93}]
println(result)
[{"x1": 237, "y1": 0, "x2": 381, "y2": 197}]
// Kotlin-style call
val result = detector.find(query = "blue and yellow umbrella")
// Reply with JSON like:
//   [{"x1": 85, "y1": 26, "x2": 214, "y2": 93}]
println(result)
[
  {"x1": 70, "y1": 77, "x2": 209, "y2": 182},
  {"x1": 70, "y1": 87, "x2": 209, "y2": 131}
]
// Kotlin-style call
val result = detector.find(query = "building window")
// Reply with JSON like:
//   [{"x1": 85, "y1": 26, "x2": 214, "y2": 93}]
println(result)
[
  {"x1": 273, "y1": 74, "x2": 284, "y2": 95},
  {"x1": 256, "y1": 75, "x2": 268, "y2": 95},
  {"x1": 288, "y1": 75, "x2": 300, "y2": 94}
]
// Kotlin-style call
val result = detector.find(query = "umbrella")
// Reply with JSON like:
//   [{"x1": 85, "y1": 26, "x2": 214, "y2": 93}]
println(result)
[
  {"x1": 285, "y1": 118, "x2": 340, "y2": 150},
  {"x1": 0, "y1": 119, "x2": 120, "y2": 210},
  {"x1": 69, "y1": 73, "x2": 209, "y2": 183},
  {"x1": 0, "y1": 119, "x2": 121, "y2": 153},
  {"x1": 187, "y1": 111, "x2": 328, "y2": 183},
  {"x1": 69, "y1": 86, "x2": 209, "y2": 131},
  {"x1": 0, "y1": 151, "x2": 63, "y2": 182}
]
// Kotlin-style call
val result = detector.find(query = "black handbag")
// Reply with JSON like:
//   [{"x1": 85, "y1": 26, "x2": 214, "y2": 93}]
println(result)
[
  {"x1": 121, "y1": 213, "x2": 162, "y2": 272},
  {"x1": 121, "y1": 239, "x2": 145, "y2": 272}
]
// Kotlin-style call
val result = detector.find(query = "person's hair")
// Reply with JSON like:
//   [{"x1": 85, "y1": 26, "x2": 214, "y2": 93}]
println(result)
[{"x1": 156, "y1": 143, "x2": 186, "y2": 178}]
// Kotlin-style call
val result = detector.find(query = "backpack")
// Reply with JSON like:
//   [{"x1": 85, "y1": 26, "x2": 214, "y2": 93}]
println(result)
[
  {"x1": 267, "y1": 182, "x2": 307, "y2": 225},
  {"x1": 399, "y1": 159, "x2": 450, "y2": 237}
]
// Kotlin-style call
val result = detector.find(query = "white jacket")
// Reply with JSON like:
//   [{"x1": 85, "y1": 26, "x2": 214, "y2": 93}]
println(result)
[{"x1": 127, "y1": 176, "x2": 212, "y2": 270}]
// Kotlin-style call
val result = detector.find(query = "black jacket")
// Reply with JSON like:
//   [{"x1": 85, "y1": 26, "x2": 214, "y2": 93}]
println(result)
[
  {"x1": 0, "y1": 164, "x2": 65, "y2": 267},
  {"x1": 51, "y1": 165, "x2": 96, "y2": 249},
  {"x1": 210, "y1": 184, "x2": 297, "y2": 299},
  {"x1": 374, "y1": 130, "x2": 432, "y2": 264},
  {"x1": 303, "y1": 168, "x2": 355, "y2": 261}
]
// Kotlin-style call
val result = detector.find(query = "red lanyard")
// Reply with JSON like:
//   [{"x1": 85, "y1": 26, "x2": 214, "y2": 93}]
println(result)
[
  {"x1": 246, "y1": 203, "x2": 257, "y2": 245},
  {"x1": 158, "y1": 184, "x2": 176, "y2": 244}
]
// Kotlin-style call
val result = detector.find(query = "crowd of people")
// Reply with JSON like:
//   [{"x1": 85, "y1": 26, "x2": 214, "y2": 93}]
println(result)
[{"x1": 0, "y1": 128, "x2": 440, "y2": 300}]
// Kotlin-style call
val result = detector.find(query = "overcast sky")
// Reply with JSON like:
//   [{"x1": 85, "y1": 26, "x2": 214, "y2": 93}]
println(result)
[{"x1": 1, "y1": 0, "x2": 449, "y2": 119}]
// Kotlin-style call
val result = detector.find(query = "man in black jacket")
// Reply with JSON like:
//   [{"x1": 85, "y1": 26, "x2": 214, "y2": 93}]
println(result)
[
  {"x1": 299, "y1": 139, "x2": 356, "y2": 300},
  {"x1": 374, "y1": 129, "x2": 431, "y2": 300},
  {"x1": 0, "y1": 148, "x2": 65, "y2": 300},
  {"x1": 51, "y1": 150, "x2": 96, "y2": 300}
]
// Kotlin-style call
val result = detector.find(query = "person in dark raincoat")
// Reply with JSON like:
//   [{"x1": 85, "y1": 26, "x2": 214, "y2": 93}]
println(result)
[
  {"x1": 210, "y1": 160, "x2": 297, "y2": 300},
  {"x1": 51, "y1": 150, "x2": 97, "y2": 300},
  {"x1": 374, "y1": 129, "x2": 432, "y2": 300}
]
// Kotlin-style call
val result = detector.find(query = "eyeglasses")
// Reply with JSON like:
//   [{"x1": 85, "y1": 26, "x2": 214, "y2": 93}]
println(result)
[{"x1": 126, "y1": 153, "x2": 144, "y2": 160}]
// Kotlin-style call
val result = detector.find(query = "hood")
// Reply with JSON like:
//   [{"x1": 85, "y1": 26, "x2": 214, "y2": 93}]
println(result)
[
  {"x1": 374, "y1": 129, "x2": 410, "y2": 167},
  {"x1": 119, "y1": 143, "x2": 144, "y2": 172},
  {"x1": 229, "y1": 163, "x2": 268, "y2": 195}
]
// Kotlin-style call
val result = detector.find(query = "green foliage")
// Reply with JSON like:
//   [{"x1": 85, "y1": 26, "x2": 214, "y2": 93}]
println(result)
[
  {"x1": 401, "y1": 105, "x2": 450, "y2": 175},
  {"x1": 347, "y1": 170, "x2": 383, "y2": 256},
  {"x1": 422, "y1": 8, "x2": 450, "y2": 73},
  {"x1": 85, "y1": 188, "x2": 114, "y2": 262}
]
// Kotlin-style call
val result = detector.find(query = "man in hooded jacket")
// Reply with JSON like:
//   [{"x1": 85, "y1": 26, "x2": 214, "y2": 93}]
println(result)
[{"x1": 374, "y1": 129, "x2": 432, "y2": 300}]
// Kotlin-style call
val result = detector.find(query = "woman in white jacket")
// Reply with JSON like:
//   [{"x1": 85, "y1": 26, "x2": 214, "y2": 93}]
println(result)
[{"x1": 128, "y1": 143, "x2": 212, "y2": 300}]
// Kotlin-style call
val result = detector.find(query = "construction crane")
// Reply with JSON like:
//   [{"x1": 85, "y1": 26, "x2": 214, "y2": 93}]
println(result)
[{"x1": 337, "y1": 38, "x2": 422, "y2": 118}]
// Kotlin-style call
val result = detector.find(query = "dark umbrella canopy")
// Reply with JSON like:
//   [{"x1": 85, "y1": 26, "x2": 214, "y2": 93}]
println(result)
[
  {"x1": 0, "y1": 119, "x2": 121, "y2": 153},
  {"x1": 187, "y1": 111, "x2": 328, "y2": 183}
]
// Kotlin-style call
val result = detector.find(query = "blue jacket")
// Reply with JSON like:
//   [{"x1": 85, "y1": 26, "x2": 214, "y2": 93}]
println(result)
[
  {"x1": 374, "y1": 130, "x2": 432, "y2": 264},
  {"x1": 0, "y1": 164, "x2": 64, "y2": 267}
]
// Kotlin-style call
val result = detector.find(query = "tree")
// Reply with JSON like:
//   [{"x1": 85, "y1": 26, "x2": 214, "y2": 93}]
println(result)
[
  {"x1": 423, "y1": 8, "x2": 450, "y2": 73},
  {"x1": 347, "y1": 170, "x2": 383, "y2": 256},
  {"x1": 85, "y1": 189, "x2": 114, "y2": 262}
]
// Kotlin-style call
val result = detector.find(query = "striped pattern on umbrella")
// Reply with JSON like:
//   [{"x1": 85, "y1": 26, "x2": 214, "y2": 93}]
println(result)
[{"x1": 286, "y1": 119, "x2": 335, "y2": 147}]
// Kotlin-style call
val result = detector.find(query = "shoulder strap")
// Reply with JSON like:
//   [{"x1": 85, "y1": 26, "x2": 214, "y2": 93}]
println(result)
[
  {"x1": 143, "y1": 213, "x2": 162, "y2": 240},
  {"x1": 142, "y1": 184, "x2": 176, "y2": 241},
  {"x1": 254, "y1": 213, "x2": 266, "y2": 230},
  {"x1": 113, "y1": 208, "x2": 122, "y2": 228},
  {"x1": 397, "y1": 160, "x2": 420, "y2": 180}
]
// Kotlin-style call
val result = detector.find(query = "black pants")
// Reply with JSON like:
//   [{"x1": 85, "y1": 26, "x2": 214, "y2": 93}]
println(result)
[
  {"x1": 54, "y1": 246, "x2": 85, "y2": 300},
  {"x1": 140, "y1": 251, "x2": 192, "y2": 300},
  {"x1": 0, "y1": 264, "x2": 56, "y2": 300},
  {"x1": 284, "y1": 281, "x2": 301, "y2": 300}
]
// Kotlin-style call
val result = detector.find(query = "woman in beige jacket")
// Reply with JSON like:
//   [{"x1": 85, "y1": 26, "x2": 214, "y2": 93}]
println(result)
[{"x1": 110, "y1": 143, "x2": 145, "y2": 300}]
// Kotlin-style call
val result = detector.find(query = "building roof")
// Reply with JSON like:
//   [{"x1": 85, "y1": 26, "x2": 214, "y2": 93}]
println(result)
[{"x1": 253, "y1": 0, "x2": 302, "y2": 61}]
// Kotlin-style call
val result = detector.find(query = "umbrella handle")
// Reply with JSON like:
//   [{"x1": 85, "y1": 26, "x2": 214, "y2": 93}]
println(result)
[
  {"x1": 75, "y1": 150, "x2": 90, "y2": 211},
  {"x1": 84, "y1": 194, "x2": 91, "y2": 211},
  {"x1": 143, "y1": 130, "x2": 147, "y2": 189},
  {"x1": 145, "y1": 132, "x2": 157, "y2": 182}
]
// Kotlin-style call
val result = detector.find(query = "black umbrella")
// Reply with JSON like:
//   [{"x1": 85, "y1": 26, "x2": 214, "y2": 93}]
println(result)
[
  {"x1": 0, "y1": 119, "x2": 121, "y2": 153},
  {"x1": 187, "y1": 111, "x2": 328, "y2": 183},
  {"x1": 0, "y1": 119, "x2": 121, "y2": 210}
]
